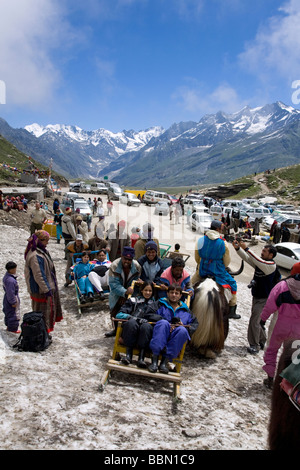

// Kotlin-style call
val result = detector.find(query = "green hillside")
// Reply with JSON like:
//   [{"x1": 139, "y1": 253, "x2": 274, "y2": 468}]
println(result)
[{"x1": 0, "y1": 134, "x2": 66, "y2": 185}]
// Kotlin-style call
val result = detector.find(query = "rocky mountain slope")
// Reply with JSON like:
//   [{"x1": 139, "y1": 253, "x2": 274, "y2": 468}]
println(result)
[
  {"x1": 104, "y1": 102, "x2": 300, "y2": 187},
  {"x1": 1, "y1": 101, "x2": 300, "y2": 186}
]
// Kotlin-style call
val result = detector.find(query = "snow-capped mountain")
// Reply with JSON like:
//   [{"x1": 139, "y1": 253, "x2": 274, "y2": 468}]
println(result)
[
  {"x1": 0, "y1": 101, "x2": 300, "y2": 184},
  {"x1": 18, "y1": 123, "x2": 164, "y2": 178},
  {"x1": 25, "y1": 123, "x2": 164, "y2": 155},
  {"x1": 100, "y1": 101, "x2": 300, "y2": 186}
]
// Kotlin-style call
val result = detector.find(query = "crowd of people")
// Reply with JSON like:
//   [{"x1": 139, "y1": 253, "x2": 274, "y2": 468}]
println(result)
[{"x1": 2, "y1": 193, "x2": 300, "y2": 388}]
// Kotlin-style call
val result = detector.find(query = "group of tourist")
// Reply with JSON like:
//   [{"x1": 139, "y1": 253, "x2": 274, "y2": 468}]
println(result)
[
  {"x1": 2, "y1": 194, "x2": 300, "y2": 388},
  {"x1": 0, "y1": 190, "x2": 28, "y2": 213}
]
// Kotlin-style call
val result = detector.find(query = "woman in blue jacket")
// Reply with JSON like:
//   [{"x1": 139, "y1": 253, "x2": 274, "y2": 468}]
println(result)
[{"x1": 148, "y1": 284, "x2": 198, "y2": 374}]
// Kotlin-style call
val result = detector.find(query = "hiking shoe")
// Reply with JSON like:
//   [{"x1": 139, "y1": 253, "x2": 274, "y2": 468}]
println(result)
[{"x1": 247, "y1": 345, "x2": 259, "y2": 355}]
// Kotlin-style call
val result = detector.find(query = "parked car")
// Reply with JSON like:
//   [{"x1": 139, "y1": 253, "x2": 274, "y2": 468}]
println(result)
[
  {"x1": 245, "y1": 206, "x2": 271, "y2": 220},
  {"x1": 119, "y1": 192, "x2": 141, "y2": 206},
  {"x1": 274, "y1": 243, "x2": 300, "y2": 270},
  {"x1": 73, "y1": 199, "x2": 91, "y2": 221},
  {"x1": 90, "y1": 183, "x2": 108, "y2": 194},
  {"x1": 79, "y1": 184, "x2": 91, "y2": 193},
  {"x1": 189, "y1": 212, "x2": 213, "y2": 233},
  {"x1": 210, "y1": 205, "x2": 223, "y2": 220},
  {"x1": 69, "y1": 183, "x2": 81, "y2": 192},
  {"x1": 107, "y1": 186, "x2": 123, "y2": 200},
  {"x1": 143, "y1": 190, "x2": 173, "y2": 205},
  {"x1": 192, "y1": 201, "x2": 209, "y2": 213},
  {"x1": 221, "y1": 207, "x2": 248, "y2": 220},
  {"x1": 264, "y1": 214, "x2": 300, "y2": 233},
  {"x1": 154, "y1": 201, "x2": 170, "y2": 216}
]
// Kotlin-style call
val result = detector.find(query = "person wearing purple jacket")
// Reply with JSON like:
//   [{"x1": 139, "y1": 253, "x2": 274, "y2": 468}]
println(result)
[
  {"x1": 2, "y1": 261, "x2": 20, "y2": 333},
  {"x1": 260, "y1": 262, "x2": 300, "y2": 389}
]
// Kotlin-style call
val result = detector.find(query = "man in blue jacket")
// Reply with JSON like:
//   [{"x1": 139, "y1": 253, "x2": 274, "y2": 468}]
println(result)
[{"x1": 147, "y1": 284, "x2": 198, "y2": 373}]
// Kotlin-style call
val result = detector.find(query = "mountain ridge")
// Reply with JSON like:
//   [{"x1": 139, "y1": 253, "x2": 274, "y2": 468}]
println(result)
[{"x1": 0, "y1": 101, "x2": 300, "y2": 186}]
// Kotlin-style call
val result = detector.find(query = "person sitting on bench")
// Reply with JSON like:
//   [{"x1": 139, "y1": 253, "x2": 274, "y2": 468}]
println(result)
[
  {"x1": 147, "y1": 284, "x2": 198, "y2": 374},
  {"x1": 115, "y1": 281, "x2": 162, "y2": 368}
]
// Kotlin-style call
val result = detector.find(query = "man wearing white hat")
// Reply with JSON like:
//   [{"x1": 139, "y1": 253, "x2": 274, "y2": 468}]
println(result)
[{"x1": 61, "y1": 207, "x2": 76, "y2": 247}]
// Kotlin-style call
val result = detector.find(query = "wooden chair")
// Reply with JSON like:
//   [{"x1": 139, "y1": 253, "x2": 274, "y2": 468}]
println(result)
[{"x1": 99, "y1": 281, "x2": 191, "y2": 400}]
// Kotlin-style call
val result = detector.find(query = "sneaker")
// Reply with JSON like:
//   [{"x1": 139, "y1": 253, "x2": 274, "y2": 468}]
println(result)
[{"x1": 247, "y1": 345, "x2": 259, "y2": 355}]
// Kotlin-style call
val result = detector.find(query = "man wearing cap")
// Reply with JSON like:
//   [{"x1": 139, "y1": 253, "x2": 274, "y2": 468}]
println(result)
[
  {"x1": 137, "y1": 241, "x2": 164, "y2": 284},
  {"x1": 193, "y1": 220, "x2": 239, "y2": 319},
  {"x1": 134, "y1": 223, "x2": 160, "y2": 260},
  {"x1": 74, "y1": 215, "x2": 89, "y2": 243},
  {"x1": 64, "y1": 234, "x2": 89, "y2": 287},
  {"x1": 61, "y1": 208, "x2": 76, "y2": 247},
  {"x1": 105, "y1": 246, "x2": 141, "y2": 337}
]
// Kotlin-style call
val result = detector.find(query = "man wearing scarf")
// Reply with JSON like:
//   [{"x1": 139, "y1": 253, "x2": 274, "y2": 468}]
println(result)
[{"x1": 24, "y1": 230, "x2": 63, "y2": 335}]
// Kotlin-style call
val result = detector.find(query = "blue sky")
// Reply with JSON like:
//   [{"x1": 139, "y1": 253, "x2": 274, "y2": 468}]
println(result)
[{"x1": 1, "y1": 0, "x2": 300, "y2": 132}]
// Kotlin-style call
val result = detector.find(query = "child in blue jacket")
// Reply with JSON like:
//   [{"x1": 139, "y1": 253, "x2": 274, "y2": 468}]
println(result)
[
  {"x1": 71, "y1": 252, "x2": 94, "y2": 303},
  {"x1": 2, "y1": 261, "x2": 20, "y2": 333},
  {"x1": 148, "y1": 284, "x2": 198, "y2": 373}
]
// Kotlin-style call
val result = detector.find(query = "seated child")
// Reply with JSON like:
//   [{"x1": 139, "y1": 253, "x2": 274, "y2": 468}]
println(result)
[
  {"x1": 115, "y1": 281, "x2": 161, "y2": 368},
  {"x1": 71, "y1": 252, "x2": 95, "y2": 304},
  {"x1": 88, "y1": 249, "x2": 111, "y2": 299}
]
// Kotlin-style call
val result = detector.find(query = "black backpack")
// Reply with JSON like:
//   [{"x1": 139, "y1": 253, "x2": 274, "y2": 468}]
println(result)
[{"x1": 13, "y1": 311, "x2": 50, "y2": 352}]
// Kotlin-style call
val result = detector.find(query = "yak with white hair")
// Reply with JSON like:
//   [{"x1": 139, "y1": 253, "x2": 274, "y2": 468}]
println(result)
[{"x1": 190, "y1": 262, "x2": 243, "y2": 359}]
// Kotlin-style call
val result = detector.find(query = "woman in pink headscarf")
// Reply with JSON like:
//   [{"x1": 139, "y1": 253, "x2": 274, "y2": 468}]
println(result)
[
  {"x1": 24, "y1": 230, "x2": 63, "y2": 335},
  {"x1": 260, "y1": 262, "x2": 300, "y2": 388}
]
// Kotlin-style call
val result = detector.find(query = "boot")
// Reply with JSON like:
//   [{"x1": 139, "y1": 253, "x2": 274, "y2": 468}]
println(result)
[
  {"x1": 263, "y1": 376, "x2": 273, "y2": 389},
  {"x1": 159, "y1": 356, "x2": 169, "y2": 374},
  {"x1": 80, "y1": 294, "x2": 86, "y2": 304},
  {"x1": 121, "y1": 347, "x2": 133, "y2": 365},
  {"x1": 87, "y1": 292, "x2": 94, "y2": 302},
  {"x1": 137, "y1": 349, "x2": 147, "y2": 368},
  {"x1": 148, "y1": 355, "x2": 159, "y2": 373},
  {"x1": 228, "y1": 305, "x2": 241, "y2": 319},
  {"x1": 105, "y1": 321, "x2": 117, "y2": 337}
]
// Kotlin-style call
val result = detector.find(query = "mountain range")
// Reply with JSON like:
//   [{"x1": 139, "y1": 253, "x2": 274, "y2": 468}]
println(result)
[{"x1": 0, "y1": 101, "x2": 300, "y2": 186}]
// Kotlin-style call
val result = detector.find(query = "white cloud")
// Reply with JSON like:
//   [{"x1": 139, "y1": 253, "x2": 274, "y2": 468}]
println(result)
[
  {"x1": 0, "y1": 0, "x2": 75, "y2": 108},
  {"x1": 172, "y1": 79, "x2": 247, "y2": 115},
  {"x1": 239, "y1": 0, "x2": 300, "y2": 83}
]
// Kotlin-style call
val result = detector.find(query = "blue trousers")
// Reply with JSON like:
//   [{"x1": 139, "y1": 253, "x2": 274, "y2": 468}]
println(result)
[
  {"x1": 149, "y1": 319, "x2": 190, "y2": 360},
  {"x1": 77, "y1": 277, "x2": 94, "y2": 295},
  {"x1": 56, "y1": 225, "x2": 62, "y2": 240}
]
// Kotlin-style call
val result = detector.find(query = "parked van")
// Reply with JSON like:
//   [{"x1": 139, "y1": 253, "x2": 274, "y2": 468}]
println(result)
[
  {"x1": 222, "y1": 200, "x2": 245, "y2": 208},
  {"x1": 90, "y1": 183, "x2": 108, "y2": 194},
  {"x1": 245, "y1": 206, "x2": 271, "y2": 220},
  {"x1": 107, "y1": 186, "x2": 123, "y2": 200},
  {"x1": 143, "y1": 190, "x2": 173, "y2": 205},
  {"x1": 210, "y1": 205, "x2": 223, "y2": 220}
]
